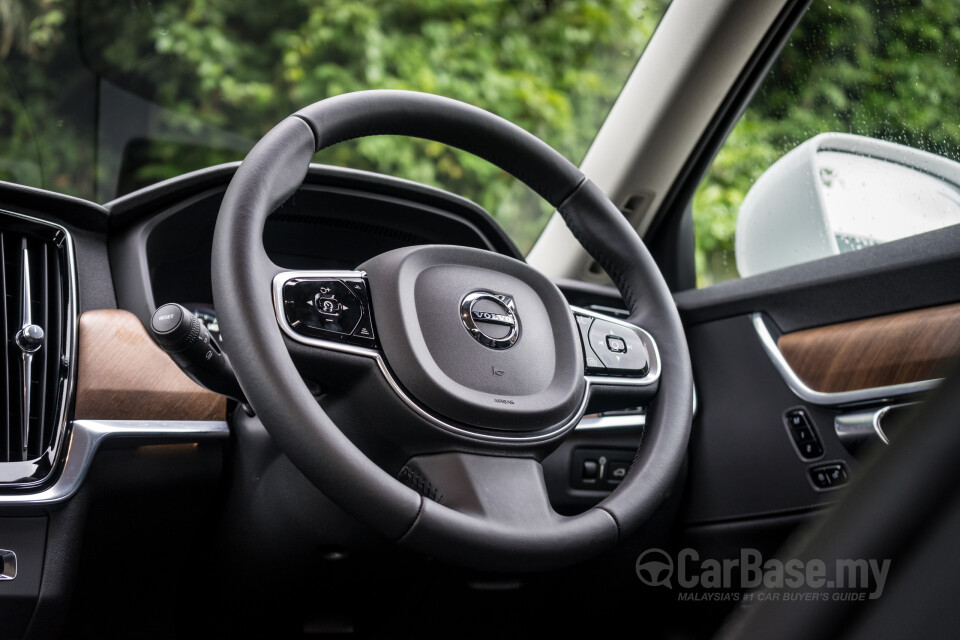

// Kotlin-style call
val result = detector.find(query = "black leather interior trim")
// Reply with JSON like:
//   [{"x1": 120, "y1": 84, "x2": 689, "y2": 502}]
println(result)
[
  {"x1": 558, "y1": 179, "x2": 694, "y2": 535},
  {"x1": 674, "y1": 222, "x2": 960, "y2": 333},
  {"x1": 293, "y1": 91, "x2": 585, "y2": 207},
  {"x1": 212, "y1": 115, "x2": 423, "y2": 540},
  {"x1": 398, "y1": 452, "x2": 621, "y2": 572}
]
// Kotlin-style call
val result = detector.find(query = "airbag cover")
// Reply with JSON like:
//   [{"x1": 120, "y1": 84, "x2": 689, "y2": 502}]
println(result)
[{"x1": 360, "y1": 245, "x2": 584, "y2": 432}]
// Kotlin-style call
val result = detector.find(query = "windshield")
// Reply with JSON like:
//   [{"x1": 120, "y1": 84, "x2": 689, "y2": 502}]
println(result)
[{"x1": 1, "y1": 0, "x2": 670, "y2": 252}]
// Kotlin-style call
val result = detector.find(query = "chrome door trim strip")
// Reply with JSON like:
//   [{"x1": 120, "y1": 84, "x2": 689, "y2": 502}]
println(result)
[
  {"x1": 751, "y1": 313, "x2": 941, "y2": 407},
  {"x1": 0, "y1": 420, "x2": 229, "y2": 505}
]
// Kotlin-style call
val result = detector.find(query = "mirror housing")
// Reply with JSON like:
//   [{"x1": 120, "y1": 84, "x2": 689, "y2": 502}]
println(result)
[{"x1": 735, "y1": 132, "x2": 960, "y2": 278}]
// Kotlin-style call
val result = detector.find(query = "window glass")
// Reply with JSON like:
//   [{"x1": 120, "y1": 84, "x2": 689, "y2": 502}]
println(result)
[
  {"x1": 0, "y1": 0, "x2": 671, "y2": 254},
  {"x1": 693, "y1": 1, "x2": 960, "y2": 287}
]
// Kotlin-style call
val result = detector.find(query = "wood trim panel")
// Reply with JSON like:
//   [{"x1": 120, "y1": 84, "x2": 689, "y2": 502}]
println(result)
[
  {"x1": 777, "y1": 303, "x2": 960, "y2": 393},
  {"x1": 75, "y1": 309, "x2": 226, "y2": 421}
]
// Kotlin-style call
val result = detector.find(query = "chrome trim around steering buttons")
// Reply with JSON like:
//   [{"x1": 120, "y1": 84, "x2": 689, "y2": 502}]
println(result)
[
  {"x1": 0, "y1": 420, "x2": 229, "y2": 505},
  {"x1": 273, "y1": 272, "x2": 663, "y2": 443},
  {"x1": 570, "y1": 305, "x2": 662, "y2": 388}
]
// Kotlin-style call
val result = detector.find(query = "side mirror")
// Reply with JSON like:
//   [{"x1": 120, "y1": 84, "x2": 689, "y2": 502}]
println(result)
[{"x1": 735, "y1": 132, "x2": 960, "y2": 278}]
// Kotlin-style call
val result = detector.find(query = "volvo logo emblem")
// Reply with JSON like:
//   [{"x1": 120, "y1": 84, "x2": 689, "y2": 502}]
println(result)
[{"x1": 460, "y1": 291, "x2": 520, "y2": 349}]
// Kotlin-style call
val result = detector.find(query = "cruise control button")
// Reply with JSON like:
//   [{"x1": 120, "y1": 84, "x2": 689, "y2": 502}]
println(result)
[
  {"x1": 587, "y1": 318, "x2": 649, "y2": 374},
  {"x1": 315, "y1": 295, "x2": 342, "y2": 317},
  {"x1": 352, "y1": 313, "x2": 376, "y2": 340}
]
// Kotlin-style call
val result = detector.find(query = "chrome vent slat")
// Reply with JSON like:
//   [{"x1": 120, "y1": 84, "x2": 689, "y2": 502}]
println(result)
[
  {"x1": 0, "y1": 233, "x2": 8, "y2": 461},
  {"x1": 19, "y1": 239, "x2": 32, "y2": 459},
  {"x1": 37, "y1": 242, "x2": 50, "y2": 460}
]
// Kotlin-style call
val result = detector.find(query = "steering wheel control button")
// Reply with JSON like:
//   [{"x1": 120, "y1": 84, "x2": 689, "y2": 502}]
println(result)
[
  {"x1": 588, "y1": 318, "x2": 649, "y2": 375},
  {"x1": 314, "y1": 293, "x2": 343, "y2": 318},
  {"x1": 460, "y1": 291, "x2": 520, "y2": 349},
  {"x1": 352, "y1": 314, "x2": 376, "y2": 341},
  {"x1": 809, "y1": 462, "x2": 849, "y2": 490},
  {"x1": 605, "y1": 335, "x2": 627, "y2": 353},
  {"x1": 281, "y1": 277, "x2": 374, "y2": 345},
  {"x1": 785, "y1": 408, "x2": 824, "y2": 460}
]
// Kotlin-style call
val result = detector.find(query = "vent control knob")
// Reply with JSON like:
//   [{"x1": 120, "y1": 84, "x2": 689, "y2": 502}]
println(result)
[{"x1": 15, "y1": 324, "x2": 44, "y2": 353}]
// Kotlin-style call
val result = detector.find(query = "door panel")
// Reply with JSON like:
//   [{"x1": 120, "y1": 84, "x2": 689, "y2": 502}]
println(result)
[
  {"x1": 674, "y1": 229, "x2": 960, "y2": 529},
  {"x1": 683, "y1": 315, "x2": 854, "y2": 524}
]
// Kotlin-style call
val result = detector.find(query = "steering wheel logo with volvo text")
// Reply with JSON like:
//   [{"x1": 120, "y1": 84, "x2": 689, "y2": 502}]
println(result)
[{"x1": 460, "y1": 291, "x2": 520, "y2": 350}]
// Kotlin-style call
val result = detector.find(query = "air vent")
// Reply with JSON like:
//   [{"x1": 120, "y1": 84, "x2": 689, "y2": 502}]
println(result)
[{"x1": 0, "y1": 210, "x2": 75, "y2": 486}]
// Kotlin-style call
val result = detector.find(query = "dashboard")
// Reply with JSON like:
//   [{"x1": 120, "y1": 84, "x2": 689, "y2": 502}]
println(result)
[{"x1": 108, "y1": 164, "x2": 523, "y2": 332}]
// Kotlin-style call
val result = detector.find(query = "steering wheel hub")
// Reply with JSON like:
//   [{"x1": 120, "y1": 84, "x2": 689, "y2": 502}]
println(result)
[{"x1": 361, "y1": 244, "x2": 585, "y2": 433}]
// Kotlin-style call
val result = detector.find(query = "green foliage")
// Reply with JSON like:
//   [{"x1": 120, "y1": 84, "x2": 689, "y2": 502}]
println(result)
[
  {"x1": 693, "y1": 0, "x2": 960, "y2": 286},
  {"x1": 6, "y1": 1, "x2": 955, "y2": 267},
  {"x1": 1, "y1": 0, "x2": 668, "y2": 253}
]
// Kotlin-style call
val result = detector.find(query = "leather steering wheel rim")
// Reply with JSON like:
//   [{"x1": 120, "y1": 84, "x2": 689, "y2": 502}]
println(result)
[{"x1": 211, "y1": 90, "x2": 693, "y2": 571}]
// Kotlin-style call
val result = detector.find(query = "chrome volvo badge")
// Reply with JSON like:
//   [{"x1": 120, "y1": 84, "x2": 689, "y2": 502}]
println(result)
[{"x1": 460, "y1": 291, "x2": 520, "y2": 349}]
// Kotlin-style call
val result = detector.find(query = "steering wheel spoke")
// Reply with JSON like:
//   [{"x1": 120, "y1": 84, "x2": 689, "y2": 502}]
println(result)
[
  {"x1": 402, "y1": 453, "x2": 556, "y2": 526},
  {"x1": 398, "y1": 451, "x2": 620, "y2": 571}
]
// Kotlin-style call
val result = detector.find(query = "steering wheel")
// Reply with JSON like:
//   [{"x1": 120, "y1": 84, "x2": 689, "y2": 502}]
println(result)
[{"x1": 211, "y1": 90, "x2": 693, "y2": 571}]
